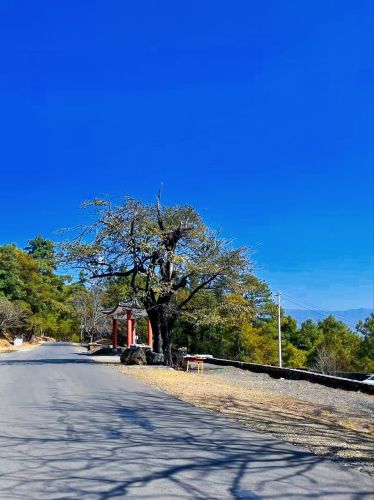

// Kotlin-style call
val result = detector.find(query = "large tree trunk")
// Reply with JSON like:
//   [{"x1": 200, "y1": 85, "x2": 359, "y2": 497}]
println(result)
[
  {"x1": 160, "y1": 312, "x2": 172, "y2": 366},
  {"x1": 146, "y1": 304, "x2": 177, "y2": 366},
  {"x1": 147, "y1": 307, "x2": 162, "y2": 354}
]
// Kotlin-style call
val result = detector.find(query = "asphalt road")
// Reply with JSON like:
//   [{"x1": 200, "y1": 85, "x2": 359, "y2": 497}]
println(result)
[{"x1": 0, "y1": 343, "x2": 373, "y2": 499}]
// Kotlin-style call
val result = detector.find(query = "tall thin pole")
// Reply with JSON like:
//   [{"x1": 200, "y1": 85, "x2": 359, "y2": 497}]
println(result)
[
  {"x1": 127, "y1": 310, "x2": 132, "y2": 348},
  {"x1": 131, "y1": 318, "x2": 136, "y2": 345},
  {"x1": 277, "y1": 291, "x2": 282, "y2": 368},
  {"x1": 147, "y1": 319, "x2": 153, "y2": 348},
  {"x1": 112, "y1": 318, "x2": 118, "y2": 351}
]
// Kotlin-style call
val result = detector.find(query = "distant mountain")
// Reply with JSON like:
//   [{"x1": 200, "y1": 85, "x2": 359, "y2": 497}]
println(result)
[{"x1": 286, "y1": 308, "x2": 373, "y2": 329}]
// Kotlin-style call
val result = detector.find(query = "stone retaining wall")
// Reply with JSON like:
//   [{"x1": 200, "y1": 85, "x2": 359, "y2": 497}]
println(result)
[
  {"x1": 292, "y1": 368, "x2": 370, "y2": 381},
  {"x1": 205, "y1": 358, "x2": 374, "y2": 395}
]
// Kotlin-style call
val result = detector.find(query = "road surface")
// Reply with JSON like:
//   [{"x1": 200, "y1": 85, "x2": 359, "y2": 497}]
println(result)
[{"x1": 0, "y1": 343, "x2": 373, "y2": 499}]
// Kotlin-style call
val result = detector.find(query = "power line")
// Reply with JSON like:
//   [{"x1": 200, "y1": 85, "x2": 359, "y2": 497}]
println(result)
[
  {"x1": 280, "y1": 293, "x2": 358, "y2": 330},
  {"x1": 282, "y1": 293, "x2": 361, "y2": 325},
  {"x1": 282, "y1": 296, "x2": 329, "y2": 319},
  {"x1": 282, "y1": 292, "x2": 360, "y2": 327},
  {"x1": 283, "y1": 295, "x2": 355, "y2": 326}
]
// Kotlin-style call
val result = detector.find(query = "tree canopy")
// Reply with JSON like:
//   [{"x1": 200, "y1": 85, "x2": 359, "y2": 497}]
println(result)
[
  {"x1": 60, "y1": 195, "x2": 253, "y2": 363},
  {"x1": 0, "y1": 239, "x2": 78, "y2": 340},
  {"x1": 0, "y1": 199, "x2": 371, "y2": 373}
]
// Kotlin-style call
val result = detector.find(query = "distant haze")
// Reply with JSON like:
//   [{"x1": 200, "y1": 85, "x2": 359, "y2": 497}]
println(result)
[{"x1": 286, "y1": 309, "x2": 373, "y2": 330}]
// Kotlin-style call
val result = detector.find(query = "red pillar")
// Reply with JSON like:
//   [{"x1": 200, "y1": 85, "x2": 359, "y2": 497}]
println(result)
[
  {"x1": 131, "y1": 318, "x2": 136, "y2": 345},
  {"x1": 127, "y1": 310, "x2": 132, "y2": 348},
  {"x1": 147, "y1": 319, "x2": 153, "y2": 348},
  {"x1": 112, "y1": 318, "x2": 118, "y2": 350}
]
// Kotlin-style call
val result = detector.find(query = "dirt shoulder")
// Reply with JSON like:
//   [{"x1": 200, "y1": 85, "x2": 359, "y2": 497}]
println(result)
[
  {"x1": 0, "y1": 339, "x2": 43, "y2": 353},
  {"x1": 112, "y1": 363, "x2": 374, "y2": 477}
]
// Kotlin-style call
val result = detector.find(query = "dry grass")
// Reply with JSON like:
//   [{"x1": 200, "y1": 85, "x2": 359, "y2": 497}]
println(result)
[
  {"x1": 0, "y1": 337, "x2": 42, "y2": 353},
  {"x1": 112, "y1": 364, "x2": 374, "y2": 476}
]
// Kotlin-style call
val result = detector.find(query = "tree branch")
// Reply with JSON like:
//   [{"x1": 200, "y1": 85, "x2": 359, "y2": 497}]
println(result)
[
  {"x1": 178, "y1": 271, "x2": 223, "y2": 310},
  {"x1": 172, "y1": 273, "x2": 193, "y2": 291},
  {"x1": 91, "y1": 269, "x2": 134, "y2": 279}
]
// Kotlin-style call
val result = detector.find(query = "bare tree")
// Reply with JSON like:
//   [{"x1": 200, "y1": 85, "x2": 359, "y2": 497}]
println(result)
[
  {"x1": 0, "y1": 297, "x2": 29, "y2": 338},
  {"x1": 70, "y1": 285, "x2": 110, "y2": 342},
  {"x1": 60, "y1": 194, "x2": 252, "y2": 364},
  {"x1": 313, "y1": 345, "x2": 339, "y2": 375}
]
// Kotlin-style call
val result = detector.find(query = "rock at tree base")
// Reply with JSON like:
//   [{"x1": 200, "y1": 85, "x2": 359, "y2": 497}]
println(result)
[
  {"x1": 120, "y1": 347, "x2": 147, "y2": 365},
  {"x1": 120, "y1": 347, "x2": 165, "y2": 365},
  {"x1": 120, "y1": 348, "x2": 131, "y2": 364},
  {"x1": 146, "y1": 351, "x2": 164, "y2": 365},
  {"x1": 171, "y1": 349, "x2": 185, "y2": 369}
]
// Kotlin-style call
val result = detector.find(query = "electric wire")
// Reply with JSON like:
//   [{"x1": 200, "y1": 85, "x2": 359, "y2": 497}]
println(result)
[
  {"x1": 282, "y1": 296, "x2": 358, "y2": 329},
  {"x1": 282, "y1": 294, "x2": 361, "y2": 328},
  {"x1": 282, "y1": 293, "x2": 362, "y2": 325},
  {"x1": 278, "y1": 293, "x2": 358, "y2": 330}
]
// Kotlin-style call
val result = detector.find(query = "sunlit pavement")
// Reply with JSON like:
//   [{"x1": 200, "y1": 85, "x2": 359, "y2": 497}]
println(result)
[{"x1": 0, "y1": 343, "x2": 373, "y2": 499}]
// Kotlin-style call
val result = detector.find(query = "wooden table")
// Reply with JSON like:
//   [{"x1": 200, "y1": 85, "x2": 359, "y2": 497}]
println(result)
[{"x1": 184, "y1": 356, "x2": 205, "y2": 374}]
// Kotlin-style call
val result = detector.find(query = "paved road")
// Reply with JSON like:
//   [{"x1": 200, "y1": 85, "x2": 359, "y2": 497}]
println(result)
[{"x1": 0, "y1": 343, "x2": 373, "y2": 499}]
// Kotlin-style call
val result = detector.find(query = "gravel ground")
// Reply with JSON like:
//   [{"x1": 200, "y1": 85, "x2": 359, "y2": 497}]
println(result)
[
  {"x1": 111, "y1": 363, "x2": 374, "y2": 477},
  {"x1": 208, "y1": 365, "x2": 374, "y2": 412}
]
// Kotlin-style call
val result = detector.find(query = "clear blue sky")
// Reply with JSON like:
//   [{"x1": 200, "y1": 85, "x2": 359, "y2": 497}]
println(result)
[{"x1": 0, "y1": 1, "x2": 372, "y2": 310}]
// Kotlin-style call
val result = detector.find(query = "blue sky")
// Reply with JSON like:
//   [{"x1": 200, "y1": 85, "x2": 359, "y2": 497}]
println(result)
[{"x1": 0, "y1": 1, "x2": 372, "y2": 310}]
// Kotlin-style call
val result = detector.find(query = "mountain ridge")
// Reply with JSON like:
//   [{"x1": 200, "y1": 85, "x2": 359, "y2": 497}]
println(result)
[{"x1": 285, "y1": 308, "x2": 373, "y2": 329}]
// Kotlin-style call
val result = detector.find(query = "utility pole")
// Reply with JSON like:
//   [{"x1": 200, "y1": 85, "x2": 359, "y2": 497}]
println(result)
[{"x1": 277, "y1": 291, "x2": 282, "y2": 368}]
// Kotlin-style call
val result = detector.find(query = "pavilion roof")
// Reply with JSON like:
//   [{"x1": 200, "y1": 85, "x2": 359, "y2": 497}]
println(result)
[{"x1": 103, "y1": 299, "x2": 148, "y2": 319}]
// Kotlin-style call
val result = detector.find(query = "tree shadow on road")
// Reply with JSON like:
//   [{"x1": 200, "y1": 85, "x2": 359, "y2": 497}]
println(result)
[
  {"x1": 0, "y1": 357, "x2": 96, "y2": 365},
  {"x1": 0, "y1": 383, "x2": 373, "y2": 499}
]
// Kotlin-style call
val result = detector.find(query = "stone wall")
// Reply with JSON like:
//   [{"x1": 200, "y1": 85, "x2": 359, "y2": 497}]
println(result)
[{"x1": 205, "y1": 358, "x2": 374, "y2": 395}]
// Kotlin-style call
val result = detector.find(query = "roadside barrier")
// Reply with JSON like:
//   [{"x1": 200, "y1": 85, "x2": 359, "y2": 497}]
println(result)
[{"x1": 205, "y1": 358, "x2": 374, "y2": 395}]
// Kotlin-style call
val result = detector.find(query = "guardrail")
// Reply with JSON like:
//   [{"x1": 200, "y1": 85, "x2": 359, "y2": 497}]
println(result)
[{"x1": 205, "y1": 358, "x2": 374, "y2": 395}]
